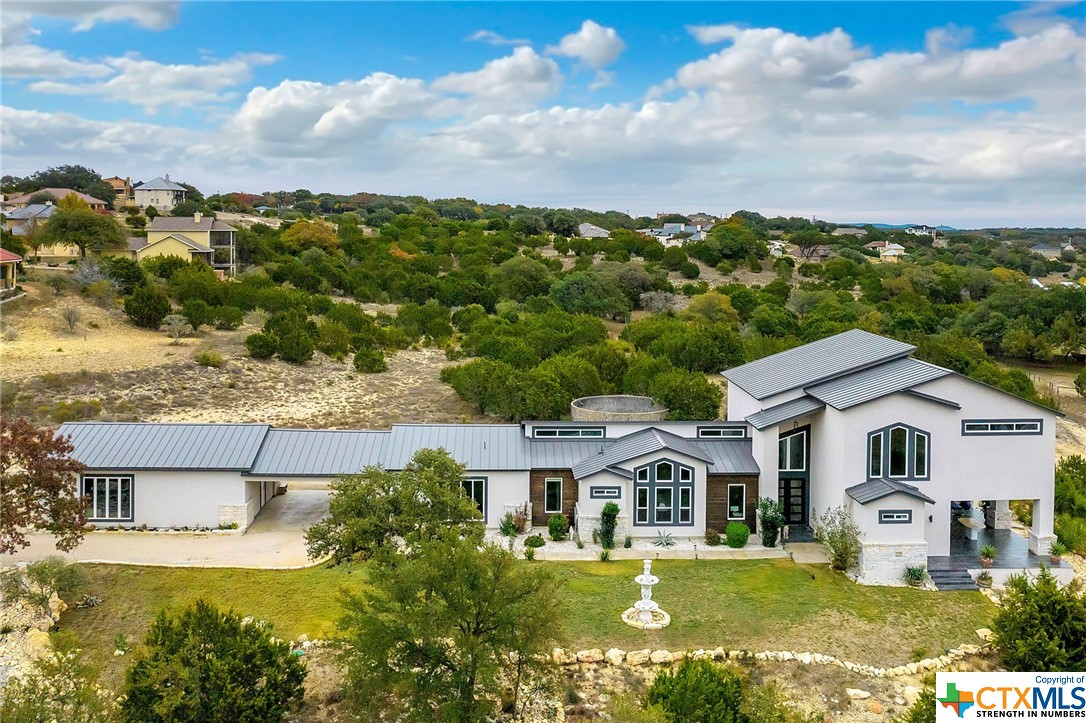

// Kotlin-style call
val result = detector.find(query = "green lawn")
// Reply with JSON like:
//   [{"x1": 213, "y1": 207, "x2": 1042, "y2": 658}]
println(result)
[{"x1": 62, "y1": 559, "x2": 994, "y2": 681}]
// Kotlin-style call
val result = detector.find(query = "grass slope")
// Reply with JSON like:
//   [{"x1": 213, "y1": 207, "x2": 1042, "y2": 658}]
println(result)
[{"x1": 64, "y1": 559, "x2": 994, "y2": 682}]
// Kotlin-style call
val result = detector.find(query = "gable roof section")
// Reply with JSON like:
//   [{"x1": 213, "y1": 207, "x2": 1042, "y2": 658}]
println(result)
[
  {"x1": 59, "y1": 422, "x2": 270, "y2": 471},
  {"x1": 722, "y1": 329, "x2": 915, "y2": 400},
  {"x1": 0, "y1": 248, "x2": 23, "y2": 263},
  {"x1": 805, "y1": 357, "x2": 949, "y2": 410},
  {"x1": 149, "y1": 216, "x2": 236, "y2": 233},
  {"x1": 135, "y1": 176, "x2": 187, "y2": 192},
  {"x1": 380, "y1": 424, "x2": 529, "y2": 470},
  {"x1": 247, "y1": 429, "x2": 388, "y2": 476},
  {"x1": 571, "y1": 427, "x2": 712, "y2": 479},
  {"x1": 697, "y1": 440, "x2": 760, "y2": 475},
  {"x1": 141, "y1": 233, "x2": 212, "y2": 253},
  {"x1": 745, "y1": 395, "x2": 826, "y2": 430},
  {"x1": 846, "y1": 478, "x2": 936, "y2": 505}
]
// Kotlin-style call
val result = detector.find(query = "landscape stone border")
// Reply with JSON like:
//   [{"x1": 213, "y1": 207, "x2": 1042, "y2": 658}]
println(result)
[{"x1": 551, "y1": 628, "x2": 994, "y2": 678}]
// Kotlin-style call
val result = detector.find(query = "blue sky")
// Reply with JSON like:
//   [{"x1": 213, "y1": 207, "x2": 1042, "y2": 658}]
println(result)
[{"x1": 3, "y1": 2, "x2": 1084, "y2": 226}]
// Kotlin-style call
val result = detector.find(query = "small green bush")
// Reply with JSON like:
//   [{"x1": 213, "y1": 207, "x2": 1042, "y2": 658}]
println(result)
[
  {"x1": 213, "y1": 306, "x2": 244, "y2": 330},
  {"x1": 646, "y1": 658, "x2": 744, "y2": 723},
  {"x1": 623, "y1": 535, "x2": 632, "y2": 549},
  {"x1": 244, "y1": 332, "x2": 278, "y2": 359},
  {"x1": 1075, "y1": 367, "x2": 1086, "y2": 398},
  {"x1": 725, "y1": 522, "x2": 750, "y2": 549},
  {"x1": 499, "y1": 512, "x2": 518, "y2": 537},
  {"x1": 992, "y1": 567, "x2": 1086, "y2": 671},
  {"x1": 353, "y1": 348, "x2": 387, "y2": 373},
  {"x1": 182, "y1": 299, "x2": 214, "y2": 332},
  {"x1": 600, "y1": 501, "x2": 619, "y2": 549},
  {"x1": 523, "y1": 547, "x2": 536, "y2": 561},
  {"x1": 43, "y1": 399, "x2": 102, "y2": 423},
  {"x1": 757, "y1": 497, "x2": 785, "y2": 547},
  {"x1": 278, "y1": 327, "x2": 314, "y2": 364},
  {"x1": 548, "y1": 513, "x2": 568, "y2": 541},
  {"x1": 123, "y1": 284, "x2": 171, "y2": 329},
  {"x1": 815, "y1": 505, "x2": 862, "y2": 570},
  {"x1": 524, "y1": 534, "x2": 545, "y2": 548},
  {"x1": 195, "y1": 351, "x2": 224, "y2": 368}
]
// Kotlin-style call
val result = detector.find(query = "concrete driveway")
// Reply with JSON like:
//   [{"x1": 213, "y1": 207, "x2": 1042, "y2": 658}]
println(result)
[{"x1": 5, "y1": 490, "x2": 329, "y2": 569}]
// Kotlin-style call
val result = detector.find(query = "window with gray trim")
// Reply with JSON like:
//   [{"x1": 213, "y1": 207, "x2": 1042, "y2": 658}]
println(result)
[
  {"x1": 589, "y1": 486, "x2": 621, "y2": 499},
  {"x1": 778, "y1": 430, "x2": 807, "y2": 472},
  {"x1": 727, "y1": 484, "x2": 745, "y2": 520},
  {"x1": 879, "y1": 509, "x2": 912, "y2": 524},
  {"x1": 533, "y1": 427, "x2": 604, "y2": 439},
  {"x1": 82, "y1": 475, "x2": 133, "y2": 522},
  {"x1": 962, "y1": 419, "x2": 1042, "y2": 435},
  {"x1": 544, "y1": 478, "x2": 563, "y2": 514},
  {"x1": 633, "y1": 458, "x2": 694, "y2": 526},
  {"x1": 698, "y1": 426, "x2": 746, "y2": 439},
  {"x1": 867, "y1": 423, "x2": 930, "y2": 480}
]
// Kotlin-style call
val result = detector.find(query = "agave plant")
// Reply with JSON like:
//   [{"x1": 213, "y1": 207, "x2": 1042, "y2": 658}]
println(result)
[
  {"x1": 980, "y1": 543, "x2": 997, "y2": 567},
  {"x1": 653, "y1": 531, "x2": 676, "y2": 548}
]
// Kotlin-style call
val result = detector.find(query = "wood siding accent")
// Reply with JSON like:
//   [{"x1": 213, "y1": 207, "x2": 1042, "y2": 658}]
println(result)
[
  {"x1": 529, "y1": 469, "x2": 578, "y2": 526},
  {"x1": 706, "y1": 474, "x2": 759, "y2": 534}
]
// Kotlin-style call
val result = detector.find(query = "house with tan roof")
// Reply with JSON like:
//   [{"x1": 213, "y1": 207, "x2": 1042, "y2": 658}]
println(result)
[
  {"x1": 2, "y1": 188, "x2": 107, "y2": 210},
  {"x1": 143, "y1": 213, "x2": 237, "y2": 276}
]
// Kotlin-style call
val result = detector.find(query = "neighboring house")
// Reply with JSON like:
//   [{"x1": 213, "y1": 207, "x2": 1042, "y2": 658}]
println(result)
[
  {"x1": 879, "y1": 243, "x2": 906, "y2": 263},
  {"x1": 722, "y1": 329, "x2": 1058, "y2": 584},
  {"x1": 904, "y1": 225, "x2": 936, "y2": 236},
  {"x1": 134, "y1": 175, "x2": 187, "y2": 212},
  {"x1": 3, "y1": 203, "x2": 56, "y2": 236},
  {"x1": 2, "y1": 188, "x2": 107, "y2": 210},
  {"x1": 103, "y1": 235, "x2": 215, "y2": 266},
  {"x1": 577, "y1": 223, "x2": 610, "y2": 239},
  {"x1": 104, "y1": 176, "x2": 134, "y2": 206},
  {"x1": 687, "y1": 212, "x2": 717, "y2": 227},
  {"x1": 57, "y1": 330, "x2": 1059, "y2": 587},
  {"x1": 144, "y1": 214, "x2": 237, "y2": 276},
  {"x1": 0, "y1": 248, "x2": 22, "y2": 289},
  {"x1": 1029, "y1": 243, "x2": 1070, "y2": 259},
  {"x1": 638, "y1": 222, "x2": 705, "y2": 248},
  {"x1": 832, "y1": 227, "x2": 867, "y2": 238}
]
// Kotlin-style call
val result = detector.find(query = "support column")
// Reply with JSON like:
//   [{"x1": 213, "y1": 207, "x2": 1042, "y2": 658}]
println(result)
[
  {"x1": 984, "y1": 500, "x2": 1013, "y2": 530},
  {"x1": 1029, "y1": 496, "x2": 1056, "y2": 554}
]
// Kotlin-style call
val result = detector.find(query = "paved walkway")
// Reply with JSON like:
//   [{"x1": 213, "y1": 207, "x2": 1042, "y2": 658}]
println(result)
[
  {"x1": 784, "y1": 542, "x2": 831, "y2": 564},
  {"x1": 4, "y1": 490, "x2": 329, "y2": 569}
]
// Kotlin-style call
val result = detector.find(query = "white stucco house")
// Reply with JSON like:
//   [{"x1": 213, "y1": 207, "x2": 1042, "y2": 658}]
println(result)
[
  {"x1": 57, "y1": 330, "x2": 1058, "y2": 586},
  {"x1": 133, "y1": 175, "x2": 187, "y2": 212}
]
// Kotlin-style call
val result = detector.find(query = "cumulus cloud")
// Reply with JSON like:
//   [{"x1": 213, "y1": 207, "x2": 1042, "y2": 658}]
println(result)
[
  {"x1": 433, "y1": 46, "x2": 561, "y2": 110},
  {"x1": 4, "y1": 1, "x2": 180, "y2": 32},
  {"x1": 466, "y1": 29, "x2": 530, "y2": 46},
  {"x1": 31, "y1": 53, "x2": 281, "y2": 113},
  {"x1": 545, "y1": 20, "x2": 625, "y2": 68}
]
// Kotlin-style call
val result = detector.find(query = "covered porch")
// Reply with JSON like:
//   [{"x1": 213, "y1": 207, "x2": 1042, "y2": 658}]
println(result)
[{"x1": 929, "y1": 502, "x2": 1064, "y2": 573}]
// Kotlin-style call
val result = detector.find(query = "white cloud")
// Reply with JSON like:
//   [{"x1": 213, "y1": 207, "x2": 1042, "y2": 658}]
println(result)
[
  {"x1": 467, "y1": 30, "x2": 530, "y2": 46},
  {"x1": 687, "y1": 24, "x2": 746, "y2": 45},
  {"x1": 433, "y1": 47, "x2": 561, "y2": 110},
  {"x1": 4, "y1": 1, "x2": 180, "y2": 32},
  {"x1": 545, "y1": 20, "x2": 625, "y2": 68},
  {"x1": 924, "y1": 23, "x2": 974, "y2": 55},
  {"x1": 30, "y1": 53, "x2": 281, "y2": 113}
]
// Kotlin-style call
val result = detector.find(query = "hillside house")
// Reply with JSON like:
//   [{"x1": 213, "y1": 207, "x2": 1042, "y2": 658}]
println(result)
[
  {"x1": 879, "y1": 243, "x2": 906, "y2": 263},
  {"x1": 2, "y1": 188, "x2": 107, "y2": 211},
  {"x1": 0, "y1": 249, "x2": 22, "y2": 289},
  {"x1": 577, "y1": 223, "x2": 610, "y2": 239},
  {"x1": 137, "y1": 214, "x2": 237, "y2": 276},
  {"x1": 3, "y1": 203, "x2": 56, "y2": 237},
  {"x1": 104, "y1": 176, "x2": 135, "y2": 206},
  {"x1": 56, "y1": 331, "x2": 1058, "y2": 586},
  {"x1": 831, "y1": 227, "x2": 867, "y2": 238},
  {"x1": 134, "y1": 175, "x2": 187, "y2": 212}
]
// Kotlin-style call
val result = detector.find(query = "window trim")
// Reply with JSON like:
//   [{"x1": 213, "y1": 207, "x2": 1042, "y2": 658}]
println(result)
[
  {"x1": 778, "y1": 429, "x2": 807, "y2": 472},
  {"x1": 888, "y1": 426, "x2": 909, "y2": 479},
  {"x1": 879, "y1": 509, "x2": 912, "y2": 524},
  {"x1": 636, "y1": 487, "x2": 649, "y2": 524},
  {"x1": 589, "y1": 486, "x2": 621, "y2": 499},
  {"x1": 461, "y1": 477, "x2": 487, "y2": 521},
  {"x1": 961, "y1": 419, "x2": 1043, "y2": 436},
  {"x1": 543, "y1": 477, "x2": 563, "y2": 514},
  {"x1": 696, "y1": 425, "x2": 747, "y2": 439},
  {"x1": 914, "y1": 431, "x2": 928, "y2": 478},
  {"x1": 81, "y1": 475, "x2": 134, "y2": 523},
  {"x1": 727, "y1": 483, "x2": 746, "y2": 521},
  {"x1": 532, "y1": 426, "x2": 605, "y2": 439},
  {"x1": 632, "y1": 457, "x2": 696, "y2": 527},
  {"x1": 679, "y1": 486, "x2": 693, "y2": 524},
  {"x1": 866, "y1": 423, "x2": 931, "y2": 482},
  {"x1": 868, "y1": 431, "x2": 883, "y2": 478}
]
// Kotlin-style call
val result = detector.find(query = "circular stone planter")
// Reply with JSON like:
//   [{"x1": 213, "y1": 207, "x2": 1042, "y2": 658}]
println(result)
[
  {"x1": 622, "y1": 607, "x2": 671, "y2": 630},
  {"x1": 571, "y1": 395, "x2": 667, "y2": 422}
]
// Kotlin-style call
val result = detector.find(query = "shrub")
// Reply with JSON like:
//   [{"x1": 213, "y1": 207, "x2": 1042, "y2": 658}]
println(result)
[
  {"x1": 44, "y1": 399, "x2": 102, "y2": 423},
  {"x1": 1076, "y1": 368, "x2": 1086, "y2": 398},
  {"x1": 162, "y1": 313, "x2": 192, "y2": 343},
  {"x1": 84, "y1": 279, "x2": 118, "y2": 308},
  {"x1": 896, "y1": 688, "x2": 936, "y2": 723},
  {"x1": 1057, "y1": 514, "x2": 1086, "y2": 554},
  {"x1": 757, "y1": 497, "x2": 785, "y2": 547},
  {"x1": 278, "y1": 327, "x2": 314, "y2": 364},
  {"x1": 123, "y1": 285, "x2": 171, "y2": 329},
  {"x1": 195, "y1": 351, "x2": 224, "y2": 368},
  {"x1": 45, "y1": 274, "x2": 70, "y2": 295},
  {"x1": 499, "y1": 512, "x2": 518, "y2": 537},
  {"x1": 815, "y1": 505, "x2": 862, "y2": 571},
  {"x1": 624, "y1": 535, "x2": 632, "y2": 549},
  {"x1": 548, "y1": 513, "x2": 568, "y2": 541},
  {"x1": 902, "y1": 564, "x2": 927, "y2": 585},
  {"x1": 524, "y1": 534, "x2": 546, "y2": 548},
  {"x1": 992, "y1": 567, "x2": 1086, "y2": 671},
  {"x1": 213, "y1": 305, "x2": 244, "y2": 330},
  {"x1": 599, "y1": 549, "x2": 611, "y2": 562},
  {"x1": 181, "y1": 298, "x2": 214, "y2": 332},
  {"x1": 353, "y1": 348, "x2": 387, "y2": 373},
  {"x1": 244, "y1": 332, "x2": 278, "y2": 359},
  {"x1": 600, "y1": 501, "x2": 619, "y2": 549},
  {"x1": 705, "y1": 528, "x2": 722, "y2": 546},
  {"x1": 1, "y1": 556, "x2": 86, "y2": 615},
  {"x1": 0, "y1": 638, "x2": 118, "y2": 722},
  {"x1": 122, "y1": 600, "x2": 306, "y2": 721},
  {"x1": 725, "y1": 522, "x2": 750, "y2": 549},
  {"x1": 60, "y1": 304, "x2": 81, "y2": 332},
  {"x1": 646, "y1": 658, "x2": 744, "y2": 723},
  {"x1": 523, "y1": 547, "x2": 536, "y2": 561}
]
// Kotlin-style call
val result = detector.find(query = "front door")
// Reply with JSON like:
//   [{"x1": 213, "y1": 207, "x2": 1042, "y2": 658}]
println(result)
[{"x1": 779, "y1": 478, "x2": 807, "y2": 525}]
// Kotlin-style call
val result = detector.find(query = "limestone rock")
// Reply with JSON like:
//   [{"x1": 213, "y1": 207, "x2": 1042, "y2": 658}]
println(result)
[
  {"x1": 906, "y1": 662, "x2": 918, "y2": 674},
  {"x1": 576, "y1": 649, "x2": 603, "y2": 664},
  {"x1": 605, "y1": 648, "x2": 626, "y2": 666},
  {"x1": 903, "y1": 686, "x2": 922, "y2": 704},
  {"x1": 710, "y1": 647, "x2": 726, "y2": 660},
  {"x1": 649, "y1": 650, "x2": 674, "y2": 664},
  {"x1": 867, "y1": 700, "x2": 885, "y2": 714},
  {"x1": 894, "y1": 696, "x2": 905, "y2": 706},
  {"x1": 23, "y1": 629, "x2": 51, "y2": 661},
  {"x1": 552, "y1": 647, "x2": 577, "y2": 665},
  {"x1": 846, "y1": 689, "x2": 871, "y2": 701},
  {"x1": 797, "y1": 652, "x2": 812, "y2": 665},
  {"x1": 47, "y1": 593, "x2": 67, "y2": 622},
  {"x1": 960, "y1": 643, "x2": 980, "y2": 655},
  {"x1": 976, "y1": 628, "x2": 993, "y2": 642},
  {"x1": 626, "y1": 649, "x2": 651, "y2": 666}
]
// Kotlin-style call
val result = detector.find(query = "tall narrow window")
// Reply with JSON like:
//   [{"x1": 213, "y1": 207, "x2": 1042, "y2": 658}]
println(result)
[
  {"x1": 633, "y1": 459, "x2": 695, "y2": 526},
  {"x1": 461, "y1": 478, "x2": 486, "y2": 518},
  {"x1": 914, "y1": 433, "x2": 928, "y2": 478},
  {"x1": 544, "y1": 478, "x2": 563, "y2": 514},
  {"x1": 636, "y1": 487, "x2": 649, "y2": 523},
  {"x1": 728, "y1": 484, "x2": 745, "y2": 520},
  {"x1": 655, "y1": 488, "x2": 673, "y2": 523},
  {"x1": 679, "y1": 487, "x2": 692, "y2": 524},
  {"x1": 869, "y1": 432, "x2": 883, "y2": 477},
  {"x1": 779, "y1": 431, "x2": 806, "y2": 472},
  {"x1": 889, "y1": 427, "x2": 908, "y2": 477}
]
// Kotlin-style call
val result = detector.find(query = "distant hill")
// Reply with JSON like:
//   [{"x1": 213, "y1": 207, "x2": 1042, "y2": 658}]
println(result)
[{"x1": 841, "y1": 223, "x2": 958, "y2": 231}]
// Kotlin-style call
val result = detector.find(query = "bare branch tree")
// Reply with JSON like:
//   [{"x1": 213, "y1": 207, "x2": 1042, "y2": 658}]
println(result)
[
  {"x1": 162, "y1": 314, "x2": 192, "y2": 344},
  {"x1": 61, "y1": 304, "x2": 81, "y2": 332}
]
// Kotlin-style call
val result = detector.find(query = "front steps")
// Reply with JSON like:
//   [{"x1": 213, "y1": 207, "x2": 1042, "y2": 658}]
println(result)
[{"x1": 928, "y1": 568, "x2": 978, "y2": 591}]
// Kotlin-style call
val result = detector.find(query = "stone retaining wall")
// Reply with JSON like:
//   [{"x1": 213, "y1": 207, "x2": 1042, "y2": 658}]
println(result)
[{"x1": 857, "y1": 541, "x2": 928, "y2": 586}]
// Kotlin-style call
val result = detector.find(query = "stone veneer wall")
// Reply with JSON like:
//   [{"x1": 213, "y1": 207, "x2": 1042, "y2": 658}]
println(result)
[
  {"x1": 570, "y1": 395, "x2": 667, "y2": 422},
  {"x1": 218, "y1": 498, "x2": 258, "y2": 530},
  {"x1": 576, "y1": 512, "x2": 630, "y2": 542},
  {"x1": 857, "y1": 542, "x2": 927, "y2": 585}
]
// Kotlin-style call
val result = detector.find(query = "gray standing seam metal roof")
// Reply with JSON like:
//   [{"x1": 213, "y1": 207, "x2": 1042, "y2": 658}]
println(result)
[
  {"x1": 721, "y1": 329, "x2": 915, "y2": 400},
  {"x1": 529, "y1": 440, "x2": 608, "y2": 469},
  {"x1": 149, "y1": 216, "x2": 237, "y2": 233},
  {"x1": 697, "y1": 440, "x2": 761, "y2": 475},
  {"x1": 745, "y1": 396, "x2": 826, "y2": 430},
  {"x1": 379, "y1": 424, "x2": 530, "y2": 470},
  {"x1": 247, "y1": 429, "x2": 388, "y2": 476},
  {"x1": 135, "y1": 176, "x2": 187, "y2": 192},
  {"x1": 804, "y1": 357, "x2": 949, "y2": 410},
  {"x1": 59, "y1": 422, "x2": 270, "y2": 470},
  {"x1": 571, "y1": 427, "x2": 712, "y2": 479},
  {"x1": 845, "y1": 478, "x2": 936, "y2": 505}
]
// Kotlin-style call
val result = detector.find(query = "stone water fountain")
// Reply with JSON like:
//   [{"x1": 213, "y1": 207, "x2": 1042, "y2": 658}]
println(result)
[{"x1": 621, "y1": 559, "x2": 670, "y2": 629}]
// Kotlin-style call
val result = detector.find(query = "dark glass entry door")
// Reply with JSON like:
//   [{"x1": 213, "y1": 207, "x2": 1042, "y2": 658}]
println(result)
[{"x1": 779, "y1": 477, "x2": 807, "y2": 525}]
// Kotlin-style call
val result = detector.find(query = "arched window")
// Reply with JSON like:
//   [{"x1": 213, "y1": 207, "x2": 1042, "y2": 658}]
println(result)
[
  {"x1": 867, "y1": 424, "x2": 930, "y2": 481},
  {"x1": 633, "y1": 458, "x2": 695, "y2": 526}
]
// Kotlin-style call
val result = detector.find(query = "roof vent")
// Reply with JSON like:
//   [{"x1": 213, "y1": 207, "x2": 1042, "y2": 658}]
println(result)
[{"x1": 165, "y1": 173, "x2": 170, "y2": 181}]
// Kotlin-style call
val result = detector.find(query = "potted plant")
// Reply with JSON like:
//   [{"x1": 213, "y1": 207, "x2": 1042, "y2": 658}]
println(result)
[
  {"x1": 1050, "y1": 541, "x2": 1068, "y2": 564},
  {"x1": 980, "y1": 543, "x2": 997, "y2": 567},
  {"x1": 902, "y1": 564, "x2": 926, "y2": 587},
  {"x1": 976, "y1": 570, "x2": 993, "y2": 588}
]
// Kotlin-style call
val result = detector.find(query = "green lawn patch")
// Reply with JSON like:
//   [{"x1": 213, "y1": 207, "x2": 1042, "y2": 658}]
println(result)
[{"x1": 62, "y1": 558, "x2": 994, "y2": 682}]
